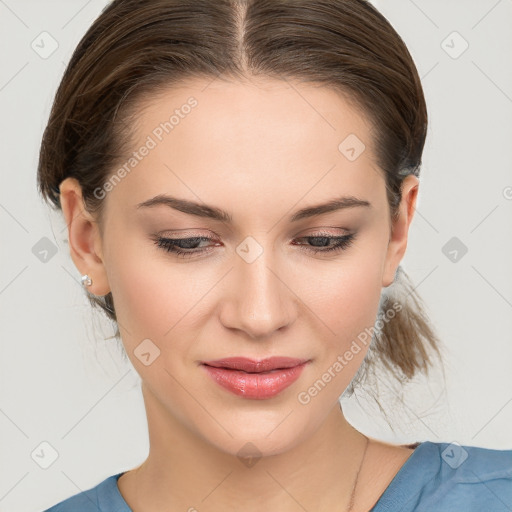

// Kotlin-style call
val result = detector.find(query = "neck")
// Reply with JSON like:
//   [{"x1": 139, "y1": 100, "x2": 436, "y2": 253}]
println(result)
[{"x1": 119, "y1": 383, "x2": 370, "y2": 512}]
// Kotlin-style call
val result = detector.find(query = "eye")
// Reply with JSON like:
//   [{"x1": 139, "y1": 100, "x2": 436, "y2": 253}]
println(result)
[
  {"x1": 153, "y1": 232, "x2": 356, "y2": 259},
  {"x1": 291, "y1": 233, "x2": 356, "y2": 254},
  {"x1": 154, "y1": 236, "x2": 219, "y2": 259}
]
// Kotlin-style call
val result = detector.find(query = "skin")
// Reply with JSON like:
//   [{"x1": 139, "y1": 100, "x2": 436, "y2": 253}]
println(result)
[{"x1": 59, "y1": 76, "x2": 419, "y2": 512}]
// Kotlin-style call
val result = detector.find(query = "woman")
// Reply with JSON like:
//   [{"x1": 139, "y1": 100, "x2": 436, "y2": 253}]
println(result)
[{"x1": 38, "y1": 0, "x2": 512, "y2": 510}]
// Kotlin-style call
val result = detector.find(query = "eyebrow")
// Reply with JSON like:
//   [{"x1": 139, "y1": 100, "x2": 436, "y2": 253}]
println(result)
[{"x1": 136, "y1": 194, "x2": 371, "y2": 223}]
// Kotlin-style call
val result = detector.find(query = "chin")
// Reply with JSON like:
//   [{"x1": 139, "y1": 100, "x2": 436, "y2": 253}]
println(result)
[
  {"x1": 209, "y1": 431, "x2": 302, "y2": 461},
  {"x1": 193, "y1": 410, "x2": 317, "y2": 461}
]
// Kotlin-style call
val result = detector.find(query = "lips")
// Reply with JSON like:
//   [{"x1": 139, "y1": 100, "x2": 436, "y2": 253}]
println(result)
[
  {"x1": 201, "y1": 357, "x2": 309, "y2": 373},
  {"x1": 200, "y1": 357, "x2": 310, "y2": 399}
]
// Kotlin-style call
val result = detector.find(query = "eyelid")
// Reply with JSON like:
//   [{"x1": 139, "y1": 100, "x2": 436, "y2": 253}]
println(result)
[
  {"x1": 153, "y1": 229, "x2": 356, "y2": 259},
  {"x1": 158, "y1": 229, "x2": 222, "y2": 240},
  {"x1": 298, "y1": 226, "x2": 351, "y2": 235},
  {"x1": 160, "y1": 225, "x2": 350, "y2": 235},
  {"x1": 156, "y1": 227, "x2": 352, "y2": 245}
]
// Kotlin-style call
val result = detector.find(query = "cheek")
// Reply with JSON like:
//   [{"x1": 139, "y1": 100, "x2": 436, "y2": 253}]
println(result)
[
  {"x1": 304, "y1": 252, "x2": 384, "y2": 338},
  {"x1": 104, "y1": 236, "x2": 193, "y2": 343},
  {"x1": 105, "y1": 236, "x2": 222, "y2": 367},
  {"x1": 106, "y1": 224, "x2": 385, "y2": 358},
  {"x1": 293, "y1": 261, "x2": 383, "y2": 409}
]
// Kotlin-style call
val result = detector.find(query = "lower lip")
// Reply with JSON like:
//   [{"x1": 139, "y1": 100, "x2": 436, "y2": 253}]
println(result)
[{"x1": 201, "y1": 362, "x2": 308, "y2": 399}]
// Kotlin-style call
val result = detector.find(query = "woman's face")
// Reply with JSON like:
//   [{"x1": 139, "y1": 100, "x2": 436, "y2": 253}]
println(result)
[{"x1": 69, "y1": 77, "x2": 417, "y2": 457}]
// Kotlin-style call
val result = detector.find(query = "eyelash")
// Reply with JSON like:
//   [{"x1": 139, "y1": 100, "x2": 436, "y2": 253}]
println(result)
[{"x1": 153, "y1": 232, "x2": 356, "y2": 259}]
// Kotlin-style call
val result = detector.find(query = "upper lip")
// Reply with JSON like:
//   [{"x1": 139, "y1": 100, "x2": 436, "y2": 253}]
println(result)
[{"x1": 201, "y1": 357, "x2": 310, "y2": 373}]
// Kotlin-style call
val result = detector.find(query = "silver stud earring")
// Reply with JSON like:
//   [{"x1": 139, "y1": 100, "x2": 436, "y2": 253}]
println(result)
[{"x1": 81, "y1": 274, "x2": 93, "y2": 287}]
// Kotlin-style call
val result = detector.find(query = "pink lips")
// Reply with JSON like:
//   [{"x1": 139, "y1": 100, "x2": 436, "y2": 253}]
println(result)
[{"x1": 200, "y1": 357, "x2": 310, "y2": 400}]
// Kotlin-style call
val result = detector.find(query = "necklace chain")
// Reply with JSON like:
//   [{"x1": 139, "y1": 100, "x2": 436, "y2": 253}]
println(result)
[{"x1": 347, "y1": 435, "x2": 370, "y2": 512}]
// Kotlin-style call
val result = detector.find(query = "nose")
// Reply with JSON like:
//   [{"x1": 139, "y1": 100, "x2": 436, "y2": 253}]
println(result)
[{"x1": 219, "y1": 244, "x2": 295, "y2": 339}]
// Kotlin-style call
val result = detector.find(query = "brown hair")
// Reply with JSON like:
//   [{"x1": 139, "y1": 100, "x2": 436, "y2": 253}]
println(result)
[{"x1": 37, "y1": 0, "x2": 442, "y2": 398}]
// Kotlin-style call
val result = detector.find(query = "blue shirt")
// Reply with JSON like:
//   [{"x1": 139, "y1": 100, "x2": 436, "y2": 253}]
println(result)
[{"x1": 43, "y1": 441, "x2": 512, "y2": 511}]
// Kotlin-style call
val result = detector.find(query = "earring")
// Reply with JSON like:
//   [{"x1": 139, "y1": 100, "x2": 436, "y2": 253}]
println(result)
[{"x1": 81, "y1": 274, "x2": 93, "y2": 287}]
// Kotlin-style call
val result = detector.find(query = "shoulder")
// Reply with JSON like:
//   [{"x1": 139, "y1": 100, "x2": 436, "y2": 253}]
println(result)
[
  {"x1": 399, "y1": 441, "x2": 512, "y2": 511},
  {"x1": 41, "y1": 472, "x2": 129, "y2": 512}
]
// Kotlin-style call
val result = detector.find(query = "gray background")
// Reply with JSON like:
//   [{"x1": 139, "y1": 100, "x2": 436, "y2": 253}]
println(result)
[{"x1": 1, "y1": 0, "x2": 511, "y2": 510}]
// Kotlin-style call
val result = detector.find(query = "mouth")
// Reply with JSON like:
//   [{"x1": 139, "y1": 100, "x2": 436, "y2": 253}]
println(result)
[
  {"x1": 200, "y1": 357, "x2": 311, "y2": 399},
  {"x1": 201, "y1": 356, "x2": 310, "y2": 372}
]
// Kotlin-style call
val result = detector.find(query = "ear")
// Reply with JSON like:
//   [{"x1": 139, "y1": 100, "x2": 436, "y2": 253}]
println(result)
[
  {"x1": 382, "y1": 174, "x2": 419, "y2": 288},
  {"x1": 59, "y1": 177, "x2": 111, "y2": 296}
]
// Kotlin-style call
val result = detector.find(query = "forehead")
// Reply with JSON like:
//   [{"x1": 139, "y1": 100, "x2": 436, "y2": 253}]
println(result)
[
  {"x1": 134, "y1": 76, "x2": 375, "y2": 154},
  {"x1": 108, "y1": 77, "x2": 385, "y2": 218}
]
